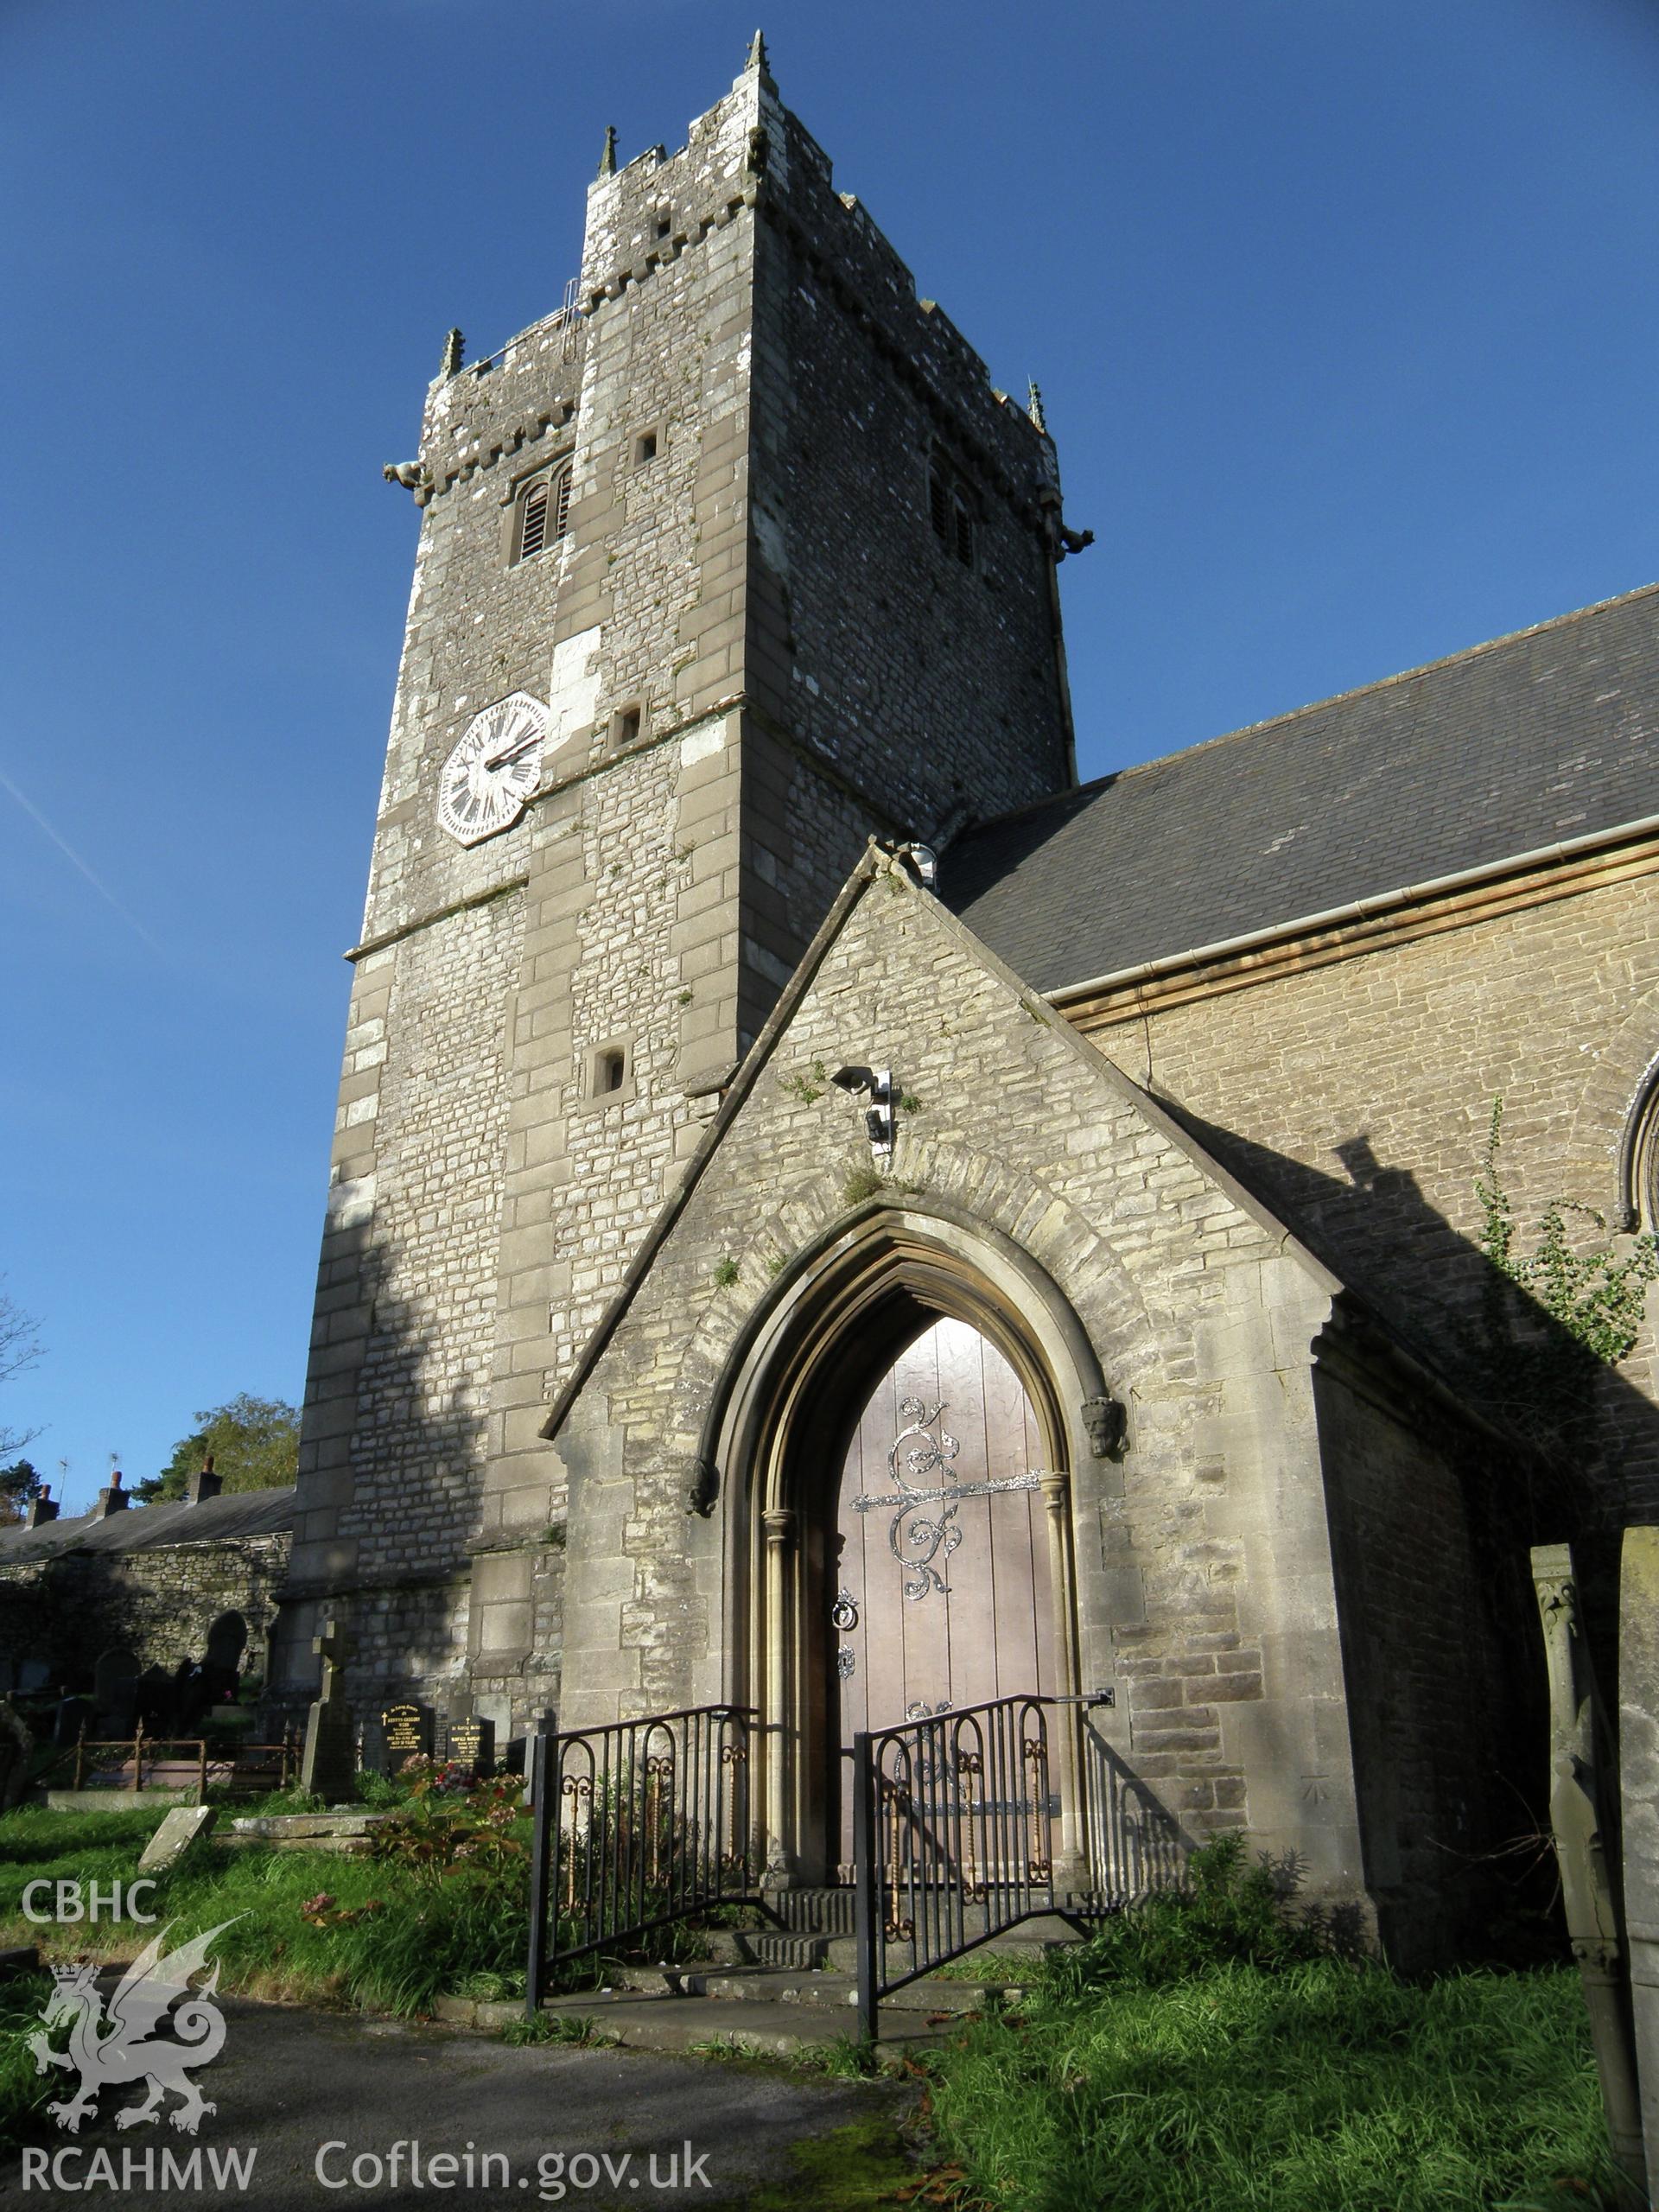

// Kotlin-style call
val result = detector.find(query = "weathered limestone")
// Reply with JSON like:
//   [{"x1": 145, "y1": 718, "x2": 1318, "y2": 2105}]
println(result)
[
  {"x1": 137, "y1": 1804, "x2": 217, "y2": 1873},
  {"x1": 300, "y1": 1620, "x2": 357, "y2": 1803},
  {"x1": 545, "y1": 855, "x2": 1528, "y2": 1948},
  {"x1": 276, "y1": 45, "x2": 1078, "y2": 1732}
]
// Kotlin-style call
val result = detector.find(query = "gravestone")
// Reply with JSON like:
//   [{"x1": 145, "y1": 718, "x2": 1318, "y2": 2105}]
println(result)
[
  {"x1": 137, "y1": 1803, "x2": 217, "y2": 1872},
  {"x1": 1534, "y1": 1542, "x2": 1648, "y2": 2206},
  {"x1": 1621, "y1": 1526, "x2": 1659, "y2": 2202},
  {"x1": 446, "y1": 1715, "x2": 494, "y2": 1779},
  {"x1": 300, "y1": 1618, "x2": 357, "y2": 1802},
  {"x1": 0, "y1": 1700, "x2": 32, "y2": 1813},
  {"x1": 200, "y1": 1611, "x2": 247, "y2": 1712},
  {"x1": 92, "y1": 1648, "x2": 139, "y2": 1737},
  {"x1": 382, "y1": 1701, "x2": 433, "y2": 1766},
  {"x1": 53, "y1": 1695, "x2": 92, "y2": 1751}
]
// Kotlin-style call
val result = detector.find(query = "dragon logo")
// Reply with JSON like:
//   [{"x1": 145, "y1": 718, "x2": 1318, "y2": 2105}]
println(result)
[{"x1": 27, "y1": 1918, "x2": 239, "y2": 2136}]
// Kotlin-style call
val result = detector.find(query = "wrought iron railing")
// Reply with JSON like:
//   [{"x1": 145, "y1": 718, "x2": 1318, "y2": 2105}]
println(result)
[
  {"x1": 853, "y1": 1693, "x2": 1061, "y2": 2041},
  {"x1": 48, "y1": 1726, "x2": 299, "y2": 1797},
  {"x1": 524, "y1": 1705, "x2": 758, "y2": 2013},
  {"x1": 1077, "y1": 1714, "x2": 1187, "y2": 1906},
  {"x1": 852, "y1": 1693, "x2": 1190, "y2": 2037}
]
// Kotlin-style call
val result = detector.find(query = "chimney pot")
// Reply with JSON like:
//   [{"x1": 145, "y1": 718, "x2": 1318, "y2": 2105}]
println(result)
[
  {"x1": 188, "y1": 1456, "x2": 222, "y2": 1505},
  {"x1": 92, "y1": 1471, "x2": 128, "y2": 1519}
]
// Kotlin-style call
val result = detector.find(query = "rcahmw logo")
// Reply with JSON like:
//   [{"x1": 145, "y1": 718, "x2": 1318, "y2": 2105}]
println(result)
[
  {"x1": 25, "y1": 1918, "x2": 240, "y2": 2137},
  {"x1": 22, "y1": 2144, "x2": 257, "y2": 2193}
]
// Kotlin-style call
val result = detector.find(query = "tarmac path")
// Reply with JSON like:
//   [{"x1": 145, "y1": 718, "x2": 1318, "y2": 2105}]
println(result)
[{"x1": 4, "y1": 1995, "x2": 909, "y2": 2210}]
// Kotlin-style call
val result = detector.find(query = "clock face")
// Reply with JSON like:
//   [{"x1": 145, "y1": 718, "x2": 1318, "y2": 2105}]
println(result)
[{"x1": 438, "y1": 693, "x2": 548, "y2": 845}]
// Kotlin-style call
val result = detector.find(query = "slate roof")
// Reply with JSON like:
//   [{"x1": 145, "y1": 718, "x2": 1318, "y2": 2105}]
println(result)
[
  {"x1": 0, "y1": 1487, "x2": 296, "y2": 1565},
  {"x1": 944, "y1": 583, "x2": 1659, "y2": 995}
]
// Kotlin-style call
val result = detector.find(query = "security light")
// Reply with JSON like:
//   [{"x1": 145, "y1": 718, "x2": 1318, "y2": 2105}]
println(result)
[{"x1": 831, "y1": 1065, "x2": 895, "y2": 1154}]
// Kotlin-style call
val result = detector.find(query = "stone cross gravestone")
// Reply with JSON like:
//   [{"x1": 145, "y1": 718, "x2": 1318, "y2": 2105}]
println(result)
[
  {"x1": 300, "y1": 1618, "x2": 358, "y2": 1802},
  {"x1": 382, "y1": 1701, "x2": 433, "y2": 1765},
  {"x1": 1621, "y1": 1525, "x2": 1659, "y2": 2202},
  {"x1": 446, "y1": 1715, "x2": 494, "y2": 1779}
]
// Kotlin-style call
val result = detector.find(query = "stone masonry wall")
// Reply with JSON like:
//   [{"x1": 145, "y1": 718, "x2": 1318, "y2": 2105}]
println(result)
[
  {"x1": 283, "y1": 53, "x2": 1078, "y2": 1734},
  {"x1": 1313, "y1": 1352, "x2": 1535, "y2": 1968},
  {"x1": 1078, "y1": 872, "x2": 1659, "y2": 1514},
  {"x1": 747, "y1": 103, "x2": 1073, "y2": 839},
  {"x1": 552, "y1": 858, "x2": 1405, "y2": 1910},
  {"x1": 0, "y1": 1535, "x2": 289, "y2": 1695}
]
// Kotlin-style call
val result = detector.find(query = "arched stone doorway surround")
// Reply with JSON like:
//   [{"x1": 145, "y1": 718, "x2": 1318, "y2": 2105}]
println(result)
[{"x1": 695, "y1": 1192, "x2": 1116, "y2": 1886}]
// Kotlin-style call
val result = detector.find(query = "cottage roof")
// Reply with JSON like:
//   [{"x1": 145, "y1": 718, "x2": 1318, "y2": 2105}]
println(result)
[
  {"x1": 944, "y1": 582, "x2": 1659, "y2": 995},
  {"x1": 0, "y1": 1486, "x2": 296, "y2": 1563}
]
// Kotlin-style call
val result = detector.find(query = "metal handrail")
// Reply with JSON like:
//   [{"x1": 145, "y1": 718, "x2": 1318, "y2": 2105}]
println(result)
[
  {"x1": 1077, "y1": 1718, "x2": 1188, "y2": 1907},
  {"x1": 854, "y1": 1692, "x2": 1062, "y2": 2041},
  {"x1": 524, "y1": 1705, "x2": 758, "y2": 2014}
]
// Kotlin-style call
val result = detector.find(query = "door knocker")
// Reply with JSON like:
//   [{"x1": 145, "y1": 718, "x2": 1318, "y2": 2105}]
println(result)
[{"x1": 830, "y1": 1586, "x2": 859, "y2": 1633}]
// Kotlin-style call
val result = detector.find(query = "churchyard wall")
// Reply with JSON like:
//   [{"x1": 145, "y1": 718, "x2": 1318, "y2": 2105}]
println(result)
[{"x1": 0, "y1": 1531, "x2": 289, "y2": 1701}]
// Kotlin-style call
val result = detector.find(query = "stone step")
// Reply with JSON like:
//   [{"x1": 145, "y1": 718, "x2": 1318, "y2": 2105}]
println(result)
[
  {"x1": 701, "y1": 1929, "x2": 829, "y2": 1970},
  {"x1": 768, "y1": 1886, "x2": 857, "y2": 1936},
  {"x1": 432, "y1": 1985, "x2": 957, "y2": 2063},
  {"x1": 613, "y1": 1964, "x2": 1025, "y2": 2013},
  {"x1": 756, "y1": 1888, "x2": 1096, "y2": 1952},
  {"x1": 537, "y1": 1988, "x2": 968, "y2": 2063}
]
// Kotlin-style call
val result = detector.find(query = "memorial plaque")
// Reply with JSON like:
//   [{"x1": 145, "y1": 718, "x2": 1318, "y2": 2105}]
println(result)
[
  {"x1": 382, "y1": 1702, "x2": 432, "y2": 1760},
  {"x1": 446, "y1": 1716, "x2": 494, "y2": 1778}
]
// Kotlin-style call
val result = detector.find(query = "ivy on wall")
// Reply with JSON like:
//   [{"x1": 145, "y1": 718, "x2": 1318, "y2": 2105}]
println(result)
[{"x1": 1475, "y1": 1096, "x2": 1658, "y2": 1369}]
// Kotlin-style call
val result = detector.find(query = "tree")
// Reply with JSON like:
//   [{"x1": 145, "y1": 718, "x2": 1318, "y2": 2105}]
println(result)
[
  {"x1": 132, "y1": 1394, "x2": 301, "y2": 1504},
  {"x1": 0, "y1": 1459, "x2": 43, "y2": 1528},
  {"x1": 0, "y1": 1289, "x2": 41, "y2": 1464}
]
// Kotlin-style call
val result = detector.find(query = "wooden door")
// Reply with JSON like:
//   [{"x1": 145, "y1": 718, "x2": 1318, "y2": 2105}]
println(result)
[{"x1": 832, "y1": 1315, "x2": 1055, "y2": 1872}]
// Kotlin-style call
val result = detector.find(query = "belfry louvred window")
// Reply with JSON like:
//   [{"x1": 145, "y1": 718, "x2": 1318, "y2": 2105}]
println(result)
[
  {"x1": 929, "y1": 456, "x2": 975, "y2": 569},
  {"x1": 519, "y1": 480, "x2": 549, "y2": 560},
  {"x1": 517, "y1": 464, "x2": 573, "y2": 563},
  {"x1": 929, "y1": 467, "x2": 951, "y2": 539}
]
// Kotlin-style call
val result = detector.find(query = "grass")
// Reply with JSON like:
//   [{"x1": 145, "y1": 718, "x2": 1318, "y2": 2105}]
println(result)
[
  {"x1": 502, "y1": 2011, "x2": 611, "y2": 2048},
  {"x1": 918, "y1": 1961, "x2": 1611, "y2": 2210},
  {"x1": 908, "y1": 1841, "x2": 1615, "y2": 2211},
  {"x1": 0, "y1": 1812, "x2": 1619, "y2": 2209},
  {"x1": 0, "y1": 1797, "x2": 531, "y2": 2017},
  {"x1": 0, "y1": 1970, "x2": 56, "y2": 2154}
]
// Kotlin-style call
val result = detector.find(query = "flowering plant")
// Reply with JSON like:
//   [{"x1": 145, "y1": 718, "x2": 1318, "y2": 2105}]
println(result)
[{"x1": 370, "y1": 1768, "x2": 528, "y2": 1882}]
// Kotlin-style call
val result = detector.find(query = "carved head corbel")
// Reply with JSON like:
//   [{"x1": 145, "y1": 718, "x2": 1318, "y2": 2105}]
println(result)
[{"x1": 1081, "y1": 1395, "x2": 1127, "y2": 1459}]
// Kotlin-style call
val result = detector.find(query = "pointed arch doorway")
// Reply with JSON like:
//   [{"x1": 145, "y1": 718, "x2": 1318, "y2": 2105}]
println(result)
[{"x1": 828, "y1": 1315, "x2": 1058, "y2": 1876}]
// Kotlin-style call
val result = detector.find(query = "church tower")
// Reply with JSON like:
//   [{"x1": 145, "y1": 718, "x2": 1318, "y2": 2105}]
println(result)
[{"x1": 272, "y1": 40, "x2": 1084, "y2": 1733}]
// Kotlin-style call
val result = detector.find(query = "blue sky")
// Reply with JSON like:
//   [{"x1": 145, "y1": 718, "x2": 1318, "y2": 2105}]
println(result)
[{"x1": 3, "y1": 0, "x2": 1658, "y2": 1510}]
